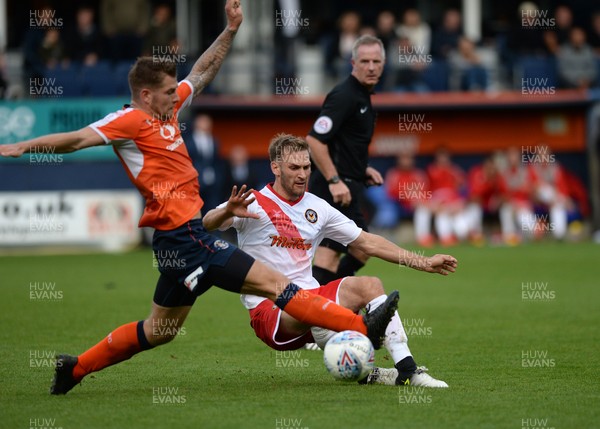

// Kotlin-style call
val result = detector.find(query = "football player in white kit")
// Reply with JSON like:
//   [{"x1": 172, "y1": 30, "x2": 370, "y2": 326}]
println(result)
[{"x1": 203, "y1": 134, "x2": 457, "y2": 387}]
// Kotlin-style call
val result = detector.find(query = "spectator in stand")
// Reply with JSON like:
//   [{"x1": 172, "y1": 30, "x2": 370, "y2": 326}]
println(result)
[
  {"x1": 184, "y1": 114, "x2": 225, "y2": 212},
  {"x1": 65, "y1": 6, "x2": 104, "y2": 66},
  {"x1": 465, "y1": 156, "x2": 503, "y2": 245},
  {"x1": 557, "y1": 27, "x2": 597, "y2": 89},
  {"x1": 223, "y1": 144, "x2": 259, "y2": 196},
  {"x1": 544, "y1": 5, "x2": 573, "y2": 55},
  {"x1": 220, "y1": 144, "x2": 260, "y2": 245},
  {"x1": 376, "y1": 10, "x2": 397, "y2": 52},
  {"x1": 531, "y1": 150, "x2": 573, "y2": 240},
  {"x1": 273, "y1": 0, "x2": 302, "y2": 82},
  {"x1": 427, "y1": 148, "x2": 467, "y2": 246},
  {"x1": 375, "y1": 11, "x2": 397, "y2": 91},
  {"x1": 432, "y1": 9, "x2": 462, "y2": 60},
  {"x1": 507, "y1": 2, "x2": 549, "y2": 56},
  {"x1": 396, "y1": 9, "x2": 431, "y2": 56},
  {"x1": 588, "y1": 12, "x2": 600, "y2": 55},
  {"x1": 323, "y1": 11, "x2": 361, "y2": 79},
  {"x1": 101, "y1": 0, "x2": 150, "y2": 61},
  {"x1": 497, "y1": 147, "x2": 538, "y2": 245},
  {"x1": 142, "y1": 3, "x2": 178, "y2": 57},
  {"x1": 23, "y1": 6, "x2": 56, "y2": 83},
  {"x1": 390, "y1": 36, "x2": 429, "y2": 92},
  {"x1": 385, "y1": 153, "x2": 434, "y2": 247},
  {"x1": 390, "y1": 9, "x2": 432, "y2": 92},
  {"x1": 39, "y1": 29, "x2": 67, "y2": 70},
  {"x1": 448, "y1": 37, "x2": 488, "y2": 91}
]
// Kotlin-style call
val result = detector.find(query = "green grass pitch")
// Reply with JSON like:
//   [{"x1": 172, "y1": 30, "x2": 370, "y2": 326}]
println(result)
[{"x1": 1, "y1": 242, "x2": 598, "y2": 429}]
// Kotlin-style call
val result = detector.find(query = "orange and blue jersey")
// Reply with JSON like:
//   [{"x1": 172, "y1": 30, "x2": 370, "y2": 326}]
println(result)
[{"x1": 89, "y1": 80, "x2": 203, "y2": 230}]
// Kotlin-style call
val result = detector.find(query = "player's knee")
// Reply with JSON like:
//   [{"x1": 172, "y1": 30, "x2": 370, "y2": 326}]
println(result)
[
  {"x1": 372, "y1": 276, "x2": 385, "y2": 293},
  {"x1": 360, "y1": 276, "x2": 385, "y2": 295},
  {"x1": 341, "y1": 276, "x2": 384, "y2": 310}
]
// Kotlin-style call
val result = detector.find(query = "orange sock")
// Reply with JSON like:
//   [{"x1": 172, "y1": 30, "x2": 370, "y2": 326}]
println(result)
[
  {"x1": 72, "y1": 320, "x2": 152, "y2": 381},
  {"x1": 275, "y1": 284, "x2": 367, "y2": 335}
]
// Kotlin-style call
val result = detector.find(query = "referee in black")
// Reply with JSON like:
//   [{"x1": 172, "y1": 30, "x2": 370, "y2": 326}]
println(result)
[{"x1": 307, "y1": 35, "x2": 386, "y2": 285}]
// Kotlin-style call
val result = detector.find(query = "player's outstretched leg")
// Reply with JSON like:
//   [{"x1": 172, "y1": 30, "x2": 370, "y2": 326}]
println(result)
[
  {"x1": 241, "y1": 261, "x2": 398, "y2": 349},
  {"x1": 51, "y1": 303, "x2": 190, "y2": 395}
]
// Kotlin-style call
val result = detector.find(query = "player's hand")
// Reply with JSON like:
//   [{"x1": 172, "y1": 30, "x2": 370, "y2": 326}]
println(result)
[
  {"x1": 225, "y1": 185, "x2": 260, "y2": 220},
  {"x1": 0, "y1": 143, "x2": 26, "y2": 158},
  {"x1": 225, "y1": 0, "x2": 243, "y2": 31},
  {"x1": 365, "y1": 166, "x2": 383, "y2": 186},
  {"x1": 424, "y1": 254, "x2": 458, "y2": 276},
  {"x1": 329, "y1": 181, "x2": 352, "y2": 207}
]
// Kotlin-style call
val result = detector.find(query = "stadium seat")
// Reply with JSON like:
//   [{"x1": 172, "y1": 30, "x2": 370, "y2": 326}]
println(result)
[
  {"x1": 422, "y1": 60, "x2": 449, "y2": 92},
  {"x1": 114, "y1": 61, "x2": 135, "y2": 96},
  {"x1": 43, "y1": 65, "x2": 84, "y2": 97},
  {"x1": 516, "y1": 56, "x2": 557, "y2": 89},
  {"x1": 81, "y1": 61, "x2": 118, "y2": 96}
]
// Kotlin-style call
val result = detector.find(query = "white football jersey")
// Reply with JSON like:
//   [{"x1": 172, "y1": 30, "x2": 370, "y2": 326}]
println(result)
[{"x1": 218, "y1": 184, "x2": 362, "y2": 310}]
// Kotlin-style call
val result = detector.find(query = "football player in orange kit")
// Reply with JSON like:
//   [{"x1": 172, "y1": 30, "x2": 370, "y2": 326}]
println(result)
[{"x1": 0, "y1": 0, "x2": 404, "y2": 395}]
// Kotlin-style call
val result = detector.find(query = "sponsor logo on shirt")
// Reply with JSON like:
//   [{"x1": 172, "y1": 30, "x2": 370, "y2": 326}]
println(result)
[
  {"x1": 166, "y1": 137, "x2": 185, "y2": 151},
  {"x1": 269, "y1": 235, "x2": 312, "y2": 250},
  {"x1": 360, "y1": 106, "x2": 368, "y2": 114},
  {"x1": 159, "y1": 124, "x2": 176, "y2": 141}
]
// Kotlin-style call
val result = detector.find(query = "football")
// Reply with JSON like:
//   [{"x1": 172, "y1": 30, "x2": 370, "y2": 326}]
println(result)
[{"x1": 323, "y1": 330, "x2": 375, "y2": 381}]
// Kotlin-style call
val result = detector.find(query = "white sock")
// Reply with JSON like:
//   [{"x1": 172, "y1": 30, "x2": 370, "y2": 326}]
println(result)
[
  {"x1": 518, "y1": 208, "x2": 536, "y2": 237},
  {"x1": 414, "y1": 206, "x2": 431, "y2": 240},
  {"x1": 550, "y1": 204, "x2": 567, "y2": 239},
  {"x1": 435, "y1": 212, "x2": 453, "y2": 240},
  {"x1": 499, "y1": 204, "x2": 515, "y2": 236},
  {"x1": 467, "y1": 203, "x2": 483, "y2": 234},
  {"x1": 453, "y1": 211, "x2": 470, "y2": 240},
  {"x1": 367, "y1": 295, "x2": 412, "y2": 364}
]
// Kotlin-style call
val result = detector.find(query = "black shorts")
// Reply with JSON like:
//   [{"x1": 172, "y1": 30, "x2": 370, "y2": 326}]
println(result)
[
  {"x1": 309, "y1": 170, "x2": 369, "y2": 253},
  {"x1": 152, "y1": 219, "x2": 255, "y2": 307}
]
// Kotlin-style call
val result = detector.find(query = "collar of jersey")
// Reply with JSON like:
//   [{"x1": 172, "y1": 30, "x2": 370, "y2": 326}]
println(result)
[
  {"x1": 349, "y1": 74, "x2": 375, "y2": 95},
  {"x1": 266, "y1": 183, "x2": 305, "y2": 206}
]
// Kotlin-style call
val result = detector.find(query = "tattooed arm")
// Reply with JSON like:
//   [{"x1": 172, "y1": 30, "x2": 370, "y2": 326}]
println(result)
[{"x1": 185, "y1": 0, "x2": 243, "y2": 97}]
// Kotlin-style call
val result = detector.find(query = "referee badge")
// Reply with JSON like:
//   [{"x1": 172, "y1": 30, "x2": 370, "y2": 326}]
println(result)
[
  {"x1": 313, "y1": 116, "x2": 333, "y2": 134},
  {"x1": 305, "y1": 209, "x2": 318, "y2": 223}
]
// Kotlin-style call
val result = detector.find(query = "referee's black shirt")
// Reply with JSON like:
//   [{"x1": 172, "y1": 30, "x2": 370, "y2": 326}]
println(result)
[{"x1": 308, "y1": 74, "x2": 376, "y2": 182}]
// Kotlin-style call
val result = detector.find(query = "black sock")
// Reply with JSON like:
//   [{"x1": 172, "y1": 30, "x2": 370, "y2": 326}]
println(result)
[
  {"x1": 312, "y1": 266, "x2": 338, "y2": 285},
  {"x1": 395, "y1": 356, "x2": 417, "y2": 385},
  {"x1": 336, "y1": 254, "x2": 365, "y2": 278}
]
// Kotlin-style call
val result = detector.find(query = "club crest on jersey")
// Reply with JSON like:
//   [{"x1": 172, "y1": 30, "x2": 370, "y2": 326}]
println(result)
[
  {"x1": 213, "y1": 239, "x2": 229, "y2": 250},
  {"x1": 305, "y1": 209, "x2": 318, "y2": 223},
  {"x1": 159, "y1": 124, "x2": 176, "y2": 141}
]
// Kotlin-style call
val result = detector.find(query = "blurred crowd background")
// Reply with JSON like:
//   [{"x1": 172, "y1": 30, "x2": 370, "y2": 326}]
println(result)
[
  {"x1": 0, "y1": 0, "x2": 597, "y2": 248},
  {"x1": 1, "y1": 0, "x2": 600, "y2": 98}
]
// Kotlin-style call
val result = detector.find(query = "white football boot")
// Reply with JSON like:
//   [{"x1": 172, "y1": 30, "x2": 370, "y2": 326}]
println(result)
[
  {"x1": 408, "y1": 366, "x2": 449, "y2": 388},
  {"x1": 362, "y1": 366, "x2": 448, "y2": 387}
]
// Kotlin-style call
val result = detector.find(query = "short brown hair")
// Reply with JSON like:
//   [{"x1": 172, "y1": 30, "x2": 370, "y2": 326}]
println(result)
[
  {"x1": 128, "y1": 57, "x2": 177, "y2": 97},
  {"x1": 268, "y1": 133, "x2": 310, "y2": 162}
]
